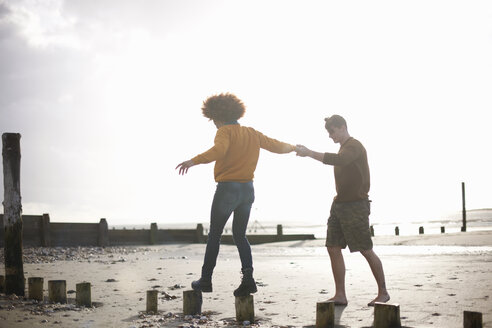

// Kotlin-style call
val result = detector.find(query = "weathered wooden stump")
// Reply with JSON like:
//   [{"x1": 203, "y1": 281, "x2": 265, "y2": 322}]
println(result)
[
  {"x1": 462, "y1": 182, "x2": 467, "y2": 232},
  {"x1": 235, "y1": 295, "x2": 254, "y2": 323},
  {"x1": 277, "y1": 224, "x2": 283, "y2": 236},
  {"x1": 48, "y1": 280, "x2": 67, "y2": 303},
  {"x1": 150, "y1": 223, "x2": 158, "y2": 245},
  {"x1": 374, "y1": 302, "x2": 401, "y2": 328},
  {"x1": 76, "y1": 282, "x2": 92, "y2": 307},
  {"x1": 441, "y1": 226, "x2": 445, "y2": 234},
  {"x1": 395, "y1": 226, "x2": 399, "y2": 236},
  {"x1": 316, "y1": 300, "x2": 335, "y2": 328},
  {"x1": 2, "y1": 133, "x2": 25, "y2": 296},
  {"x1": 28, "y1": 277, "x2": 44, "y2": 301},
  {"x1": 41, "y1": 213, "x2": 51, "y2": 247},
  {"x1": 195, "y1": 223, "x2": 205, "y2": 243},
  {"x1": 98, "y1": 218, "x2": 108, "y2": 247},
  {"x1": 183, "y1": 290, "x2": 202, "y2": 315},
  {"x1": 419, "y1": 226, "x2": 424, "y2": 234},
  {"x1": 146, "y1": 290, "x2": 158, "y2": 313},
  {"x1": 464, "y1": 311, "x2": 482, "y2": 328}
]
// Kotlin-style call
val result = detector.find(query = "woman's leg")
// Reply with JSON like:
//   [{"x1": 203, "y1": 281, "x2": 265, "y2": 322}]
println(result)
[
  {"x1": 231, "y1": 182, "x2": 257, "y2": 296},
  {"x1": 200, "y1": 183, "x2": 237, "y2": 279},
  {"x1": 232, "y1": 201, "x2": 253, "y2": 270},
  {"x1": 231, "y1": 182, "x2": 255, "y2": 271}
]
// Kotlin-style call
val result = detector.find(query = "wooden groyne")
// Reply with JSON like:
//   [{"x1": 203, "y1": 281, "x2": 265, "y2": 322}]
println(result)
[{"x1": 0, "y1": 214, "x2": 315, "y2": 248}]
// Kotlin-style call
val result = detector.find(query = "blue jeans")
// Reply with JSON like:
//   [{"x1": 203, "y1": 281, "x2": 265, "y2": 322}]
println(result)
[{"x1": 201, "y1": 181, "x2": 255, "y2": 279}]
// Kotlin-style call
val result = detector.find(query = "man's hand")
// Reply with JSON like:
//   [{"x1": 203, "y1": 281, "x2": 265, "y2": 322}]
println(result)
[
  {"x1": 176, "y1": 160, "x2": 196, "y2": 175},
  {"x1": 295, "y1": 144, "x2": 311, "y2": 157}
]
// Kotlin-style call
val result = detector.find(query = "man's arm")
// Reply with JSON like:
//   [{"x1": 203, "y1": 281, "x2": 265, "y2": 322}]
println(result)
[
  {"x1": 323, "y1": 143, "x2": 360, "y2": 166},
  {"x1": 295, "y1": 145, "x2": 325, "y2": 162}
]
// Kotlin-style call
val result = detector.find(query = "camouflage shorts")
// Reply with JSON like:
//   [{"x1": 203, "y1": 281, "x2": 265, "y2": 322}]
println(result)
[{"x1": 325, "y1": 199, "x2": 373, "y2": 252}]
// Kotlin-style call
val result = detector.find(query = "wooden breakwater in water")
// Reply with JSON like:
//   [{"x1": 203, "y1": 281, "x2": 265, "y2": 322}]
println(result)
[{"x1": 0, "y1": 214, "x2": 315, "y2": 247}]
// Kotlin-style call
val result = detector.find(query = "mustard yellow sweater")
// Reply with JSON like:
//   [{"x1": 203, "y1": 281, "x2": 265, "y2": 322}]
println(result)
[{"x1": 192, "y1": 124, "x2": 295, "y2": 182}]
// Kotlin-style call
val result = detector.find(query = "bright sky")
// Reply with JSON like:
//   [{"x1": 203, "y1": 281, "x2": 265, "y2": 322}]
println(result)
[{"x1": 1, "y1": 0, "x2": 491, "y2": 227}]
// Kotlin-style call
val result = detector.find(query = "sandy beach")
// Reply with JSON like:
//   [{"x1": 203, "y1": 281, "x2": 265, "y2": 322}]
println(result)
[{"x1": 1, "y1": 230, "x2": 491, "y2": 328}]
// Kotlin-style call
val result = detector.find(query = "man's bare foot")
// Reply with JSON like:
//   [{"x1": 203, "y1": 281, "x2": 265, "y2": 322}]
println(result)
[
  {"x1": 327, "y1": 296, "x2": 348, "y2": 306},
  {"x1": 367, "y1": 293, "x2": 390, "y2": 306}
]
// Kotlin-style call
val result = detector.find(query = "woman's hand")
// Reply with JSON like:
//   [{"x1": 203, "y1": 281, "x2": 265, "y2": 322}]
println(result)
[{"x1": 176, "y1": 160, "x2": 196, "y2": 175}]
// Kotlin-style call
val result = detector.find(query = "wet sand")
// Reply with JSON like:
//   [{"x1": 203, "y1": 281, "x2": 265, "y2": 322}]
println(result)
[{"x1": 0, "y1": 230, "x2": 491, "y2": 327}]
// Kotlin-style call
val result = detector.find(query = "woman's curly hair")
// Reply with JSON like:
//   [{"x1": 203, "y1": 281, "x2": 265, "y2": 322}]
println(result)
[{"x1": 201, "y1": 93, "x2": 246, "y2": 122}]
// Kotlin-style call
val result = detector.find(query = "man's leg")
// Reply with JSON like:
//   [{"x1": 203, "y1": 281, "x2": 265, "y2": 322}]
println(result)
[
  {"x1": 360, "y1": 249, "x2": 390, "y2": 306},
  {"x1": 327, "y1": 246, "x2": 348, "y2": 305}
]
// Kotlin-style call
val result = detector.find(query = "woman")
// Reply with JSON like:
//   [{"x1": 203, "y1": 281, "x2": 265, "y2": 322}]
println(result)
[{"x1": 176, "y1": 93, "x2": 294, "y2": 296}]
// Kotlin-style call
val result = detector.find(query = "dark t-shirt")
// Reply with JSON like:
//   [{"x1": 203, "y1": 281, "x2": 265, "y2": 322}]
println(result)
[{"x1": 322, "y1": 137, "x2": 370, "y2": 202}]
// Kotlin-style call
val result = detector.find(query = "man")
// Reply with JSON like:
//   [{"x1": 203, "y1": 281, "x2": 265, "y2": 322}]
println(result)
[
  {"x1": 295, "y1": 115, "x2": 390, "y2": 306},
  {"x1": 176, "y1": 93, "x2": 295, "y2": 296}
]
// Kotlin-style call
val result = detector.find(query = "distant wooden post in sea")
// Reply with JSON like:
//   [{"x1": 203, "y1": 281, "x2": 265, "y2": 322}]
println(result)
[
  {"x1": 2, "y1": 133, "x2": 25, "y2": 296},
  {"x1": 461, "y1": 182, "x2": 467, "y2": 232}
]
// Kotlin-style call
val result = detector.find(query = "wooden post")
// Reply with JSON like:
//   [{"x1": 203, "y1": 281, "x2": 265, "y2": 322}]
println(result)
[
  {"x1": 28, "y1": 277, "x2": 44, "y2": 301},
  {"x1": 441, "y1": 226, "x2": 445, "y2": 234},
  {"x1": 146, "y1": 290, "x2": 158, "y2": 313},
  {"x1": 464, "y1": 311, "x2": 482, "y2": 328},
  {"x1": 41, "y1": 214, "x2": 51, "y2": 247},
  {"x1": 316, "y1": 300, "x2": 335, "y2": 328},
  {"x1": 183, "y1": 290, "x2": 202, "y2": 315},
  {"x1": 374, "y1": 303, "x2": 401, "y2": 328},
  {"x1": 395, "y1": 226, "x2": 399, "y2": 236},
  {"x1": 150, "y1": 223, "x2": 157, "y2": 245},
  {"x1": 2, "y1": 133, "x2": 25, "y2": 296},
  {"x1": 419, "y1": 226, "x2": 424, "y2": 235},
  {"x1": 98, "y1": 218, "x2": 108, "y2": 247},
  {"x1": 196, "y1": 223, "x2": 204, "y2": 243},
  {"x1": 48, "y1": 280, "x2": 67, "y2": 303},
  {"x1": 461, "y1": 182, "x2": 467, "y2": 232},
  {"x1": 277, "y1": 224, "x2": 283, "y2": 236},
  {"x1": 76, "y1": 282, "x2": 92, "y2": 307},
  {"x1": 235, "y1": 295, "x2": 254, "y2": 323},
  {"x1": 0, "y1": 275, "x2": 5, "y2": 293}
]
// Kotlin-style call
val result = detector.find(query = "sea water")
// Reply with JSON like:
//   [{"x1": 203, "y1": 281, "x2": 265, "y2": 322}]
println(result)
[{"x1": 110, "y1": 208, "x2": 492, "y2": 239}]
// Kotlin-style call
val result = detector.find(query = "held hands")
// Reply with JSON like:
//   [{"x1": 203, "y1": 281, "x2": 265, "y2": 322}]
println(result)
[
  {"x1": 176, "y1": 160, "x2": 196, "y2": 175},
  {"x1": 177, "y1": 145, "x2": 312, "y2": 174},
  {"x1": 295, "y1": 144, "x2": 311, "y2": 157}
]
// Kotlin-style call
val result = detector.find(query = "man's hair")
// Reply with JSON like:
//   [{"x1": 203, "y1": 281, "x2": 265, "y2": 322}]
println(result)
[
  {"x1": 201, "y1": 93, "x2": 246, "y2": 122},
  {"x1": 324, "y1": 115, "x2": 347, "y2": 130}
]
